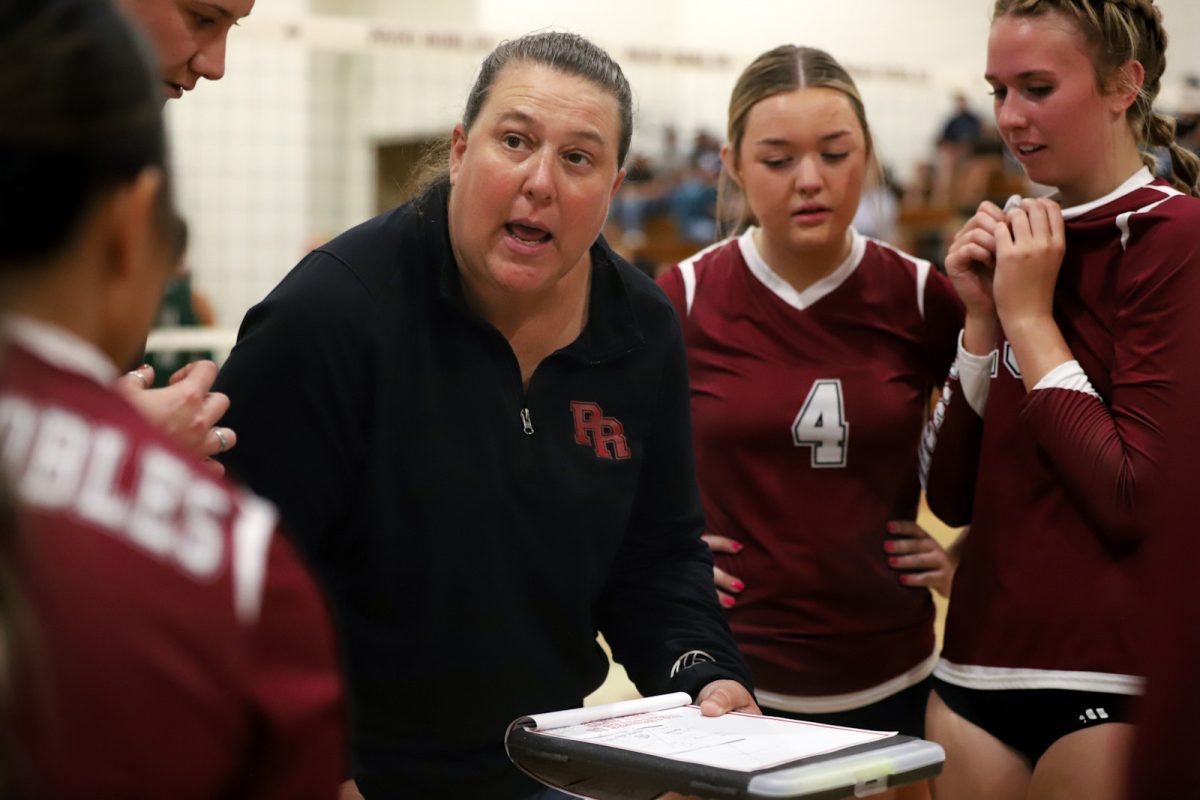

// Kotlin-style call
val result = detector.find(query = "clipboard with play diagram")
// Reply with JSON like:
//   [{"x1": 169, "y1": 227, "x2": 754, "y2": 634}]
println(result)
[{"x1": 505, "y1": 692, "x2": 944, "y2": 799}]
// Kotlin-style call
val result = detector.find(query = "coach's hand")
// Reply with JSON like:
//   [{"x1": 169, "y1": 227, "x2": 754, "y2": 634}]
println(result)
[
  {"x1": 337, "y1": 779, "x2": 364, "y2": 800},
  {"x1": 697, "y1": 679, "x2": 760, "y2": 717}
]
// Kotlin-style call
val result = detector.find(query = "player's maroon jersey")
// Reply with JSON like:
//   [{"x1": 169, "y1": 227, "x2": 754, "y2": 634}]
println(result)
[
  {"x1": 924, "y1": 169, "x2": 1200, "y2": 694},
  {"x1": 658, "y1": 228, "x2": 962, "y2": 700},
  {"x1": 0, "y1": 320, "x2": 346, "y2": 799}
]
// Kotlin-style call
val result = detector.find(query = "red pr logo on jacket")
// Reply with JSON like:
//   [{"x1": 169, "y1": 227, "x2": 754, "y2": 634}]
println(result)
[{"x1": 570, "y1": 401, "x2": 631, "y2": 461}]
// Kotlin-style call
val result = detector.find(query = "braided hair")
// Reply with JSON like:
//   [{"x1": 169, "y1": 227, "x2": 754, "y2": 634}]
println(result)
[{"x1": 993, "y1": 0, "x2": 1199, "y2": 197}]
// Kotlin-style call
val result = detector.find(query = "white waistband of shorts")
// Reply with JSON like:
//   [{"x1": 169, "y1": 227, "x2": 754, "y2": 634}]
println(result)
[
  {"x1": 756, "y1": 651, "x2": 938, "y2": 714},
  {"x1": 934, "y1": 658, "x2": 1144, "y2": 695}
]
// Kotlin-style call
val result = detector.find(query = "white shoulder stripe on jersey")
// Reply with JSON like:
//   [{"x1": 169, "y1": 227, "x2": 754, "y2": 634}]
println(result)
[
  {"x1": 868, "y1": 236, "x2": 934, "y2": 320},
  {"x1": 232, "y1": 493, "x2": 277, "y2": 624},
  {"x1": 935, "y1": 658, "x2": 1144, "y2": 695},
  {"x1": 676, "y1": 237, "x2": 733, "y2": 316},
  {"x1": 1115, "y1": 185, "x2": 1183, "y2": 251}
]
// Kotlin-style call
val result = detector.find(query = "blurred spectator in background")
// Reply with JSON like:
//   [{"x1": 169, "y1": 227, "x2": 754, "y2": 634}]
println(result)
[
  {"x1": 934, "y1": 92, "x2": 982, "y2": 207},
  {"x1": 852, "y1": 164, "x2": 902, "y2": 242},
  {"x1": 671, "y1": 145, "x2": 722, "y2": 243}
]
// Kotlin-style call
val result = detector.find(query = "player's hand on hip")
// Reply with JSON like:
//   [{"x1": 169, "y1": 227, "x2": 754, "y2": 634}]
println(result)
[
  {"x1": 697, "y1": 679, "x2": 761, "y2": 717},
  {"x1": 884, "y1": 520, "x2": 957, "y2": 598},
  {"x1": 701, "y1": 532, "x2": 745, "y2": 609}
]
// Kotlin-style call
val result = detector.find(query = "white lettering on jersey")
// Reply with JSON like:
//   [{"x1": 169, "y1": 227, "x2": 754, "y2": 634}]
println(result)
[
  {"x1": 232, "y1": 493, "x2": 276, "y2": 623},
  {"x1": 0, "y1": 396, "x2": 226, "y2": 582},
  {"x1": 21, "y1": 408, "x2": 90, "y2": 508},
  {"x1": 1004, "y1": 343, "x2": 1022, "y2": 379},
  {"x1": 792, "y1": 379, "x2": 849, "y2": 468}
]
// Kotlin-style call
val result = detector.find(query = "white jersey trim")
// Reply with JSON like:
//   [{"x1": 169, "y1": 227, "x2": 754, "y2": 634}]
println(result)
[
  {"x1": 1115, "y1": 184, "x2": 1183, "y2": 251},
  {"x1": 756, "y1": 651, "x2": 937, "y2": 714},
  {"x1": 1058, "y1": 167, "x2": 1155, "y2": 220},
  {"x1": 737, "y1": 227, "x2": 867, "y2": 311},
  {"x1": 934, "y1": 658, "x2": 1144, "y2": 695},
  {"x1": 868, "y1": 237, "x2": 934, "y2": 320},
  {"x1": 1003, "y1": 167, "x2": 1156, "y2": 220},
  {"x1": 3, "y1": 315, "x2": 118, "y2": 386},
  {"x1": 232, "y1": 492, "x2": 277, "y2": 625},
  {"x1": 1032, "y1": 359, "x2": 1100, "y2": 398},
  {"x1": 676, "y1": 237, "x2": 733, "y2": 316}
]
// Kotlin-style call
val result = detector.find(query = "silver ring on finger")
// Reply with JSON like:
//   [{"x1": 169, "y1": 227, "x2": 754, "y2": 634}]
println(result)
[{"x1": 214, "y1": 428, "x2": 229, "y2": 454}]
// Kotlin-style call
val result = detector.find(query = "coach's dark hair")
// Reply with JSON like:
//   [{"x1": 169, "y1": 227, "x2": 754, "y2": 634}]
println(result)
[
  {"x1": 410, "y1": 31, "x2": 633, "y2": 196},
  {"x1": 463, "y1": 31, "x2": 633, "y2": 167},
  {"x1": 0, "y1": 0, "x2": 173, "y2": 269}
]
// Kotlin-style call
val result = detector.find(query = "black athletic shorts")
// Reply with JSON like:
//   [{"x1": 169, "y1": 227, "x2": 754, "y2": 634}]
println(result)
[{"x1": 931, "y1": 677, "x2": 1134, "y2": 764}]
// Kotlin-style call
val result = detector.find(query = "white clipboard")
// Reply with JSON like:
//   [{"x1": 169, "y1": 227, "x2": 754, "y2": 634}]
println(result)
[{"x1": 505, "y1": 693, "x2": 944, "y2": 799}]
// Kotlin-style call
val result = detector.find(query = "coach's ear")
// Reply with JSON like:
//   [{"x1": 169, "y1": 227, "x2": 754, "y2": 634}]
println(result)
[{"x1": 449, "y1": 123, "x2": 467, "y2": 187}]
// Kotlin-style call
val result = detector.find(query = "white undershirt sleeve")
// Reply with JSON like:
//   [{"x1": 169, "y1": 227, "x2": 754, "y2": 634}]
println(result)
[
  {"x1": 1032, "y1": 359, "x2": 1101, "y2": 398},
  {"x1": 955, "y1": 330, "x2": 998, "y2": 418}
]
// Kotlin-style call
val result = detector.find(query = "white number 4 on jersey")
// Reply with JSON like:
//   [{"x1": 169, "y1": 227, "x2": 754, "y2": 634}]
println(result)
[{"x1": 792, "y1": 379, "x2": 848, "y2": 468}]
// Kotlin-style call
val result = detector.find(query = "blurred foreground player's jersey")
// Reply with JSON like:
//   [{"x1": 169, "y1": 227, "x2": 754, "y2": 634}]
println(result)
[{"x1": 0, "y1": 318, "x2": 346, "y2": 800}]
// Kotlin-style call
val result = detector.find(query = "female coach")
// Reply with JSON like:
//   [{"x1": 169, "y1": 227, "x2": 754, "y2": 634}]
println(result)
[{"x1": 214, "y1": 31, "x2": 756, "y2": 800}]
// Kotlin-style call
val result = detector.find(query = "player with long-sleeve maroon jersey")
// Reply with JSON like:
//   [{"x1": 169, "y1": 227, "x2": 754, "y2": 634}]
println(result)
[{"x1": 920, "y1": 1, "x2": 1200, "y2": 798}]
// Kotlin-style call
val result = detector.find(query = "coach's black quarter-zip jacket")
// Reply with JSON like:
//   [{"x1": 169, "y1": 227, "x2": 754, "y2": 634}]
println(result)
[{"x1": 215, "y1": 183, "x2": 751, "y2": 798}]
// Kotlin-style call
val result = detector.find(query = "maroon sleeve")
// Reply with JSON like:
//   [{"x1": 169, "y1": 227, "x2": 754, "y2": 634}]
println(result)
[
  {"x1": 921, "y1": 369, "x2": 984, "y2": 527},
  {"x1": 243, "y1": 532, "x2": 347, "y2": 800},
  {"x1": 918, "y1": 270, "x2": 975, "y2": 526},
  {"x1": 655, "y1": 263, "x2": 688, "y2": 321},
  {"x1": 1018, "y1": 215, "x2": 1200, "y2": 545},
  {"x1": 922, "y1": 268, "x2": 966, "y2": 387}
]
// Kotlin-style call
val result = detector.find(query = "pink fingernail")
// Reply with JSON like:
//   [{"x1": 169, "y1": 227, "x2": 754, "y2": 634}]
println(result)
[
  {"x1": 886, "y1": 522, "x2": 897, "y2": 533},
  {"x1": 731, "y1": 581, "x2": 745, "y2": 592},
  {"x1": 899, "y1": 575, "x2": 911, "y2": 584},
  {"x1": 721, "y1": 596, "x2": 736, "y2": 608},
  {"x1": 884, "y1": 541, "x2": 895, "y2": 552},
  {"x1": 888, "y1": 557, "x2": 899, "y2": 566},
  {"x1": 731, "y1": 541, "x2": 744, "y2": 553}
]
